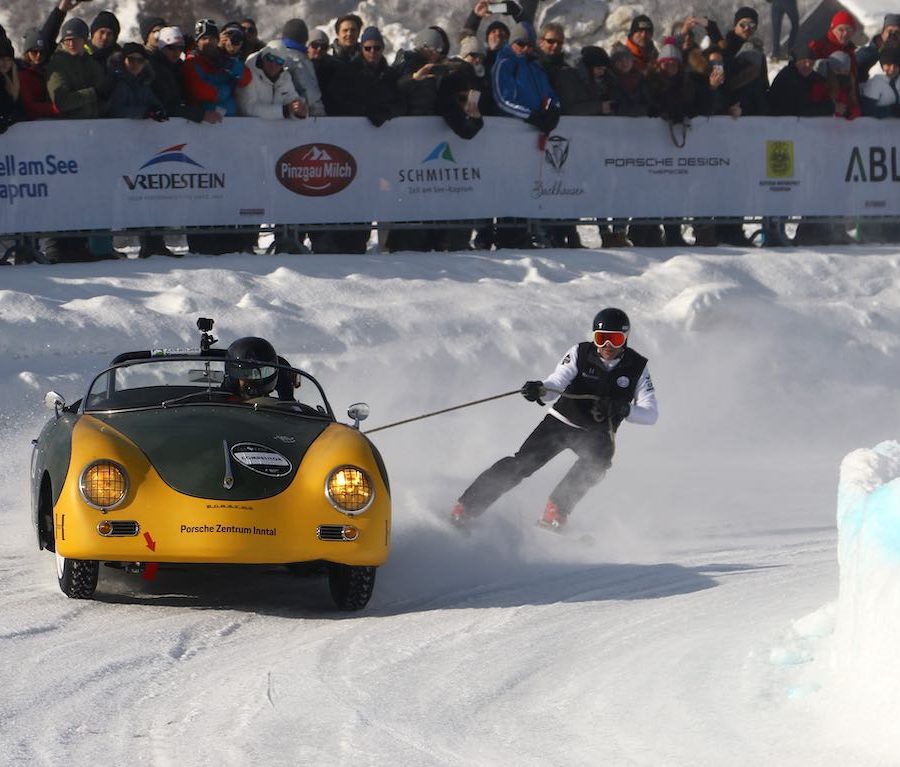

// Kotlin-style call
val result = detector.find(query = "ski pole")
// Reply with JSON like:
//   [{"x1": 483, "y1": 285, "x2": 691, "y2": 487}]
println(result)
[{"x1": 364, "y1": 389, "x2": 520, "y2": 434}]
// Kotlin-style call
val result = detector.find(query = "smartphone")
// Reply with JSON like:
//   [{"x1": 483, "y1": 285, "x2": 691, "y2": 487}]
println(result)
[{"x1": 488, "y1": 2, "x2": 510, "y2": 13}]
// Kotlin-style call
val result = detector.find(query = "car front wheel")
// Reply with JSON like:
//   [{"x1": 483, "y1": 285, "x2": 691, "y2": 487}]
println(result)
[
  {"x1": 327, "y1": 564, "x2": 376, "y2": 611},
  {"x1": 56, "y1": 553, "x2": 99, "y2": 599}
]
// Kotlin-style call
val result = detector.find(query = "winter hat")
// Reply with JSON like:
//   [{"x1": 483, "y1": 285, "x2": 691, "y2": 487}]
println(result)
[
  {"x1": 194, "y1": 19, "x2": 219, "y2": 40},
  {"x1": 139, "y1": 16, "x2": 166, "y2": 43},
  {"x1": 828, "y1": 50, "x2": 851, "y2": 73},
  {"x1": 121, "y1": 42, "x2": 146, "y2": 59},
  {"x1": 884, "y1": 14, "x2": 900, "y2": 29},
  {"x1": 830, "y1": 10, "x2": 856, "y2": 30},
  {"x1": 430, "y1": 25, "x2": 450, "y2": 55},
  {"x1": 308, "y1": 29, "x2": 329, "y2": 47},
  {"x1": 485, "y1": 20, "x2": 510, "y2": 38},
  {"x1": 879, "y1": 42, "x2": 900, "y2": 66},
  {"x1": 459, "y1": 35, "x2": 485, "y2": 58},
  {"x1": 629, "y1": 14, "x2": 654, "y2": 36},
  {"x1": 657, "y1": 36, "x2": 682, "y2": 64},
  {"x1": 221, "y1": 22, "x2": 245, "y2": 44},
  {"x1": 415, "y1": 28, "x2": 444, "y2": 51},
  {"x1": 360, "y1": 27, "x2": 384, "y2": 45},
  {"x1": 734, "y1": 7, "x2": 759, "y2": 26},
  {"x1": 60, "y1": 17, "x2": 90, "y2": 41},
  {"x1": 261, "y1": 40, "x2": 290, "y2": 62},
  {"x1": 509, "y1": 21, "x2": 536, "y2": 45},
  {"x1": 21, "y1": 27, "x2": 47, "y2": 53},
  {"x1": 282, "y1": 19, "x2": 309, "y2": 46},
  {"x1": 90, "y1": 11, "x2": 121, "y2": 37},
  {"x1": 335, "y1": 14, "x2": 363, "y2": 34},
  {"x1": 581, "y1": 45, "x2": 611, "y2": 68},
  {"x1": 0, "y1": 36, "x2": 13, "y2": 59},
  {"x1": 157, "y1": 27, "x2": 185, "y2": 50}
]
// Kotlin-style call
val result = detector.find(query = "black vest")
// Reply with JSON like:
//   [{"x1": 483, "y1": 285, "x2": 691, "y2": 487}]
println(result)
[{"x1": 552, "y1": 343, "x2": 647, "y2": 431}]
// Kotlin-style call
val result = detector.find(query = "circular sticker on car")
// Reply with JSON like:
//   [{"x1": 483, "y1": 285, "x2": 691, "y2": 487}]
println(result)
[{"x1": 231, "y1": 443, "x2": 292, "y2": 477}]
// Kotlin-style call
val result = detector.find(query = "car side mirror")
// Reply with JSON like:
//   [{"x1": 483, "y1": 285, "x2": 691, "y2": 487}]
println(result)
[
  {"x1": 45, "y1": 391, "x2": 66, "y2": 417},
  {"x1": 347, "y1": 402, "x2": 370, "y2": 430}
]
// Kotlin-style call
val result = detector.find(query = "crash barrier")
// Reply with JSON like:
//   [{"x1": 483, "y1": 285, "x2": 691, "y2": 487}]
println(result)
[{"x1": 2, "y1": 114, "x2": 900, "y2": 237}]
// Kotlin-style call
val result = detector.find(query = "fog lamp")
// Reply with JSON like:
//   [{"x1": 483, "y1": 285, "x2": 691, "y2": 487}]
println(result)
[
  {"x1": 326, "y1": 467, "x2": 373, "y2": 514},
  {"x1": 80, "y1": 460, "x2": 128, "y2": 510}
]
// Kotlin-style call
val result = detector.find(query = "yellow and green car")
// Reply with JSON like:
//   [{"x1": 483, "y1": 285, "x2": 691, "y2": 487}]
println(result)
[{"x1": 30, "y1": 333, "x2": 390, "y2": 611}]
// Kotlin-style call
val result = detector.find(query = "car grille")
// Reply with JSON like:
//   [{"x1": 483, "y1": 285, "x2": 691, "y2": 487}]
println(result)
[
  {"x1": 317, "y1": 525, "x2": 354, "y2": 542},
  {"x1": 98, "y1": 521, "x2": 140, "y2": 537}
]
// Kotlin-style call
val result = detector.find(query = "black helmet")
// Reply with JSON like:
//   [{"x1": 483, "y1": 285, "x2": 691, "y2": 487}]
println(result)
[
  {"x1": 592, "y1": 307, "x2": 630, "y2": 350},
  {"x1": 225, "y1": 337, "x2": 278, "y2": 397}
]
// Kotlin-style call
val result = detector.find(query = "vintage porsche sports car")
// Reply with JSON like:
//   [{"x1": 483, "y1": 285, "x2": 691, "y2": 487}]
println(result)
[{"x1": 30, "y1": 321, "x2": 390, "y2": 610}]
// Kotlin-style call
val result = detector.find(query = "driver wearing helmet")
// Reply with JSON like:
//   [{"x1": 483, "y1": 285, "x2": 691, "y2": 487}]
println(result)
[
  {"x1": 450, "y1": 307, "x2": 658, "y2": 531},
  {"x1": 222, "y1": 336, "x2": 281, "y2": 401}
]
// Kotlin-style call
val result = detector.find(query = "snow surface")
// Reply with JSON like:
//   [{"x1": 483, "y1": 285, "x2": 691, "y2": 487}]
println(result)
[{"x1": 1, "y1": 239, "x2": 900, "y2": 765}]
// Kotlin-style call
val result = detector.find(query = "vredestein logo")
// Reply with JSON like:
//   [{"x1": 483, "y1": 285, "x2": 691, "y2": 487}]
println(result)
[
  {"x1": 845, "y1": 146, "x2": 900, "y2": 182},
  {"x1": 766, "y1": 140, "x2": 794, "y2": 178},
  {"x1": 398, "y1": 141, "x2": 482, "y2": 184},
  {"x1": 122, "y1": 144, "x2": 225, "y2": 191}
]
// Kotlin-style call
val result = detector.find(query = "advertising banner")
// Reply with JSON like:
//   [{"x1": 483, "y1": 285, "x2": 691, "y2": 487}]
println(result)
[{"x1": 2, "y1": 115, "x2": 899, "y2": 236}]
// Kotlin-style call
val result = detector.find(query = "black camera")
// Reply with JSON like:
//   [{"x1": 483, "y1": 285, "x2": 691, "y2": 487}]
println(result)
[{"x1": 197, "y1": 317, "x2": 214, "y2": 332}]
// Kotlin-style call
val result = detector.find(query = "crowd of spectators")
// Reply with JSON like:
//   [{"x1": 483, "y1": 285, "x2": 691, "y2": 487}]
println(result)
[{"x1": 2, "y1": 0, "x2": 900, "y2": 263}]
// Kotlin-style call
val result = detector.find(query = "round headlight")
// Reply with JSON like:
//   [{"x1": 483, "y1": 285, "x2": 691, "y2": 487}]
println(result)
[
  {"x1": 326, "y1": 466, "x2": 374, "y2": 514},
  {"x1": 79, "y1": 461, "x2": 129, "y2": 510}
]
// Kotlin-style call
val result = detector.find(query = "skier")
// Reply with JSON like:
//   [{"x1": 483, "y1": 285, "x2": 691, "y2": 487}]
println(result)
[{"x1": 450, "y1": 308, "x2": 658, "y2": 530}]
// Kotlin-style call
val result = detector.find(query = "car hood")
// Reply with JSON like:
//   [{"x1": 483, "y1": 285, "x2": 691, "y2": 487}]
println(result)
[{"x1": 89, "y1": 405, "x2": 331, "y2": 500}]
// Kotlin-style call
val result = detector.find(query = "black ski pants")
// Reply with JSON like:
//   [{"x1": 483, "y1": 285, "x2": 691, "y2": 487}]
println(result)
[{"x1": 459, "y1": 415, "x2": 614, "y2": 518}]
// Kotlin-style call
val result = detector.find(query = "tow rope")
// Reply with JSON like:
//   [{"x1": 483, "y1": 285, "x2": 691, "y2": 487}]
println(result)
[{"x1": 363, "y1": 388, "x2": 611, "y2": 434}]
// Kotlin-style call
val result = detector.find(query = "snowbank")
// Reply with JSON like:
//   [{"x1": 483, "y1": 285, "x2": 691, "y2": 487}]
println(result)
[{"x1": 828, "y1": 440, "x2": 900, "y2": 754}]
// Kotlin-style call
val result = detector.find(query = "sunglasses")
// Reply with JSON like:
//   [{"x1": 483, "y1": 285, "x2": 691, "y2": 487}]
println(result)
[
  {"x1": 309, "y1": 42, "x2": 327, "y2": 49},
  {"x1": 738, "y1": 21, "x2": 757, "y2": 30},
  {"x1": 362, "y1": 44, "x2": 383, "y2": 51},
  {"x1": 594, "y1": 330, "x2": 628, "y2": 348},
  {"x1": 512, "y1": 39, "x2": 533, "y2": 47},
  {"x1": 542, "y1": 37, "x2": 564, "y2": 46}
]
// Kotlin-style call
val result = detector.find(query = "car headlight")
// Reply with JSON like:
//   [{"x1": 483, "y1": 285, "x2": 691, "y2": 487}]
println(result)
[
  {"x1": 326, "y1": 466, "x2": 374, "y2": 515},
  {"x1": 79, "y1": 460, "x2": 129, "y2": 510}
]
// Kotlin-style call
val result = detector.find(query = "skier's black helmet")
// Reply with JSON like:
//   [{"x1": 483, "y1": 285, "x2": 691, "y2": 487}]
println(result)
[
  {"x1": 225, "y1": 337, "x2": 279, "y2": 397},
  {"x1": 592, "y1": 308, "x2": 630, "y2": 350}
]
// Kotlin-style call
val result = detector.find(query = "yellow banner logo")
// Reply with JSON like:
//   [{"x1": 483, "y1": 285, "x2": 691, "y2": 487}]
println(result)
[{"x1": 767, "y1": 141, "x2": 794, "y2": 178}]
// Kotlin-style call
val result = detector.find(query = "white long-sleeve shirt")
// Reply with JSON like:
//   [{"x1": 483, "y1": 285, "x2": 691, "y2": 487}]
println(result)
[{"x1": 541, "y1": 343, "x2": 658, "y2": 428}]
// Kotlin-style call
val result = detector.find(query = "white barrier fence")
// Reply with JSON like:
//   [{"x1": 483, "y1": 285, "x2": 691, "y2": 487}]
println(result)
[{"x1": 1, "y1": 115, "x2": 899, "y2": 235}]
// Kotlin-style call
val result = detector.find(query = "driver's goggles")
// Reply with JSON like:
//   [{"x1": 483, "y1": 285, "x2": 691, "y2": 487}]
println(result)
[
  {"x1": 594, "y1": 330, "x2": 628, "y2": 348},
  {"x1": 230, "y1": 362, "x2": 277, "y2": 380}
]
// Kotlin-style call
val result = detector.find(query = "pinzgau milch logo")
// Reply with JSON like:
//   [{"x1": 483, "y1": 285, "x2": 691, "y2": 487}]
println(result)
[{"x1": 276, "y1": 144, "x2": 357, "y2": 196}]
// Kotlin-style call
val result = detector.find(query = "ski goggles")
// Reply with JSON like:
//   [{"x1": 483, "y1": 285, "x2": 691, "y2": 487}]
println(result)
[{"x1": 594, "y1": 330, "x2": 628, "y2": 348}]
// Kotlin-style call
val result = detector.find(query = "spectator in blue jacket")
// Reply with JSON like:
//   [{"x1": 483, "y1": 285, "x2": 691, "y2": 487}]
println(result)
[{"x1": 491, "y1": 21, "x2": 561, "y2": 133}]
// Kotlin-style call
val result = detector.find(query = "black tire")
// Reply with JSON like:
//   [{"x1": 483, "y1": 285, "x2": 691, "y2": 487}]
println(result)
[
  {"x1": 327, "y1": 564, "x2": 377, "y2": 611},
  {"x1": 56, "y1": 554, "x2": 99, "y2": 599}
]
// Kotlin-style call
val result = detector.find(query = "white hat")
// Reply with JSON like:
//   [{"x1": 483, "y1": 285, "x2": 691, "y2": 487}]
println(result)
[{"x1": 157, "y1": 26, "x2": 184, "y2": 49}]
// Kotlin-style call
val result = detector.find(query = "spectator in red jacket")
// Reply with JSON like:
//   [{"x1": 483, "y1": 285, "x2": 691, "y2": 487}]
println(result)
[
  {"x1": 182, "y1": 19, "x2": 251, "y2": 116},
  {"x1": 16, "y1": 28, "x2": 59, "y2": 119},
  {"x1": 809, "y1": 10, "x2": 861, "y2": 119}
]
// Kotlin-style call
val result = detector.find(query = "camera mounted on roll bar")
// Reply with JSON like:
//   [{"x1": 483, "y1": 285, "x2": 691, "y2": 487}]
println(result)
[{"x1": 197, "y1": 317, "x2": 217, "y2": 353}]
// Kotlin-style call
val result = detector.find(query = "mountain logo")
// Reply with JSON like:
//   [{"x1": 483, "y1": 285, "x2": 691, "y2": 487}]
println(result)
[
  {"x1": 138, "y1": 144, "x2": 204, "y2": 170},
  {"x1": 423, "y1": 142, "x2": 456, "y2": 163},
  {"x1": 276, "y1": 143, "x2": 357, "y2": 197}
]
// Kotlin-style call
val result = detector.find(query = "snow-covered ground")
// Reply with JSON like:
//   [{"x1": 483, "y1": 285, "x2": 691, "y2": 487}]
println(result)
[{"x1": 1, "y1": 240, "x2": 899, "y2": 765}]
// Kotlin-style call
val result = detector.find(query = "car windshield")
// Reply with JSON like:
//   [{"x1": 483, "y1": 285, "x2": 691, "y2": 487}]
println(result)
[{"x1": 82, "y1": 356, "x2": 332, "y2": 418}]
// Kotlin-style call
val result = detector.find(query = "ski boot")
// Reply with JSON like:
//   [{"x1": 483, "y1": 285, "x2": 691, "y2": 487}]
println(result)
[{"x1": 537, "y1": 501, "x2": 567, "y2": 531}]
